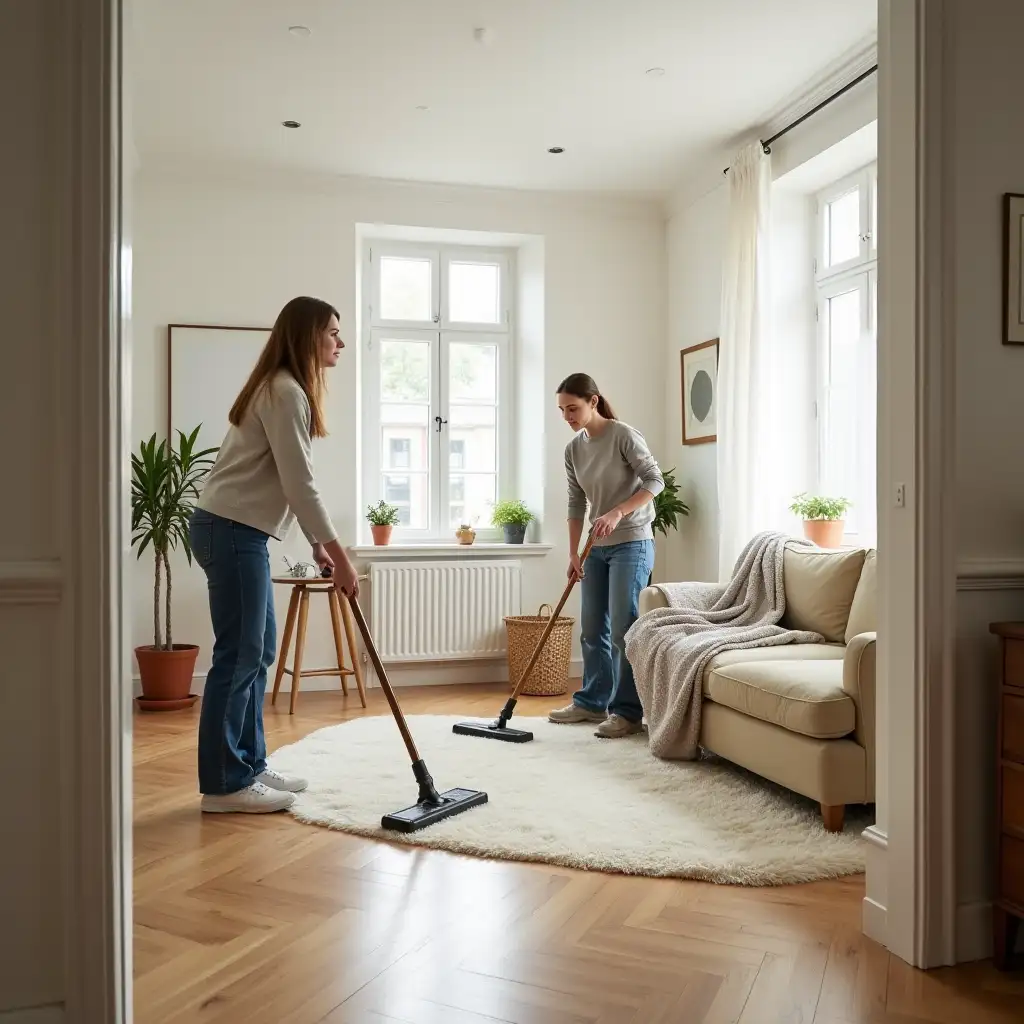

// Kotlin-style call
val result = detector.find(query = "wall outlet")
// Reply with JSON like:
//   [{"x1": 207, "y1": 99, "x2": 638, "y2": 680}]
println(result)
[{"x1": 895, "y1": 483, "x2": 906, "y2": 508}]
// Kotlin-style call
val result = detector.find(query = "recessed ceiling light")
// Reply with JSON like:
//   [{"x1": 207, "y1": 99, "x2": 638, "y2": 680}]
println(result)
[
  {"x1": 646, "y1": 67, "x2": 666, "y2": 77},
  {"x1": 547, "y1": 147, "x2": 564, "y2": 154},
  {"x1": 288, "y1": 25, "x2": 311, "y2": 37},
  {"x1": 282, "y1": 120, "x2": 301, "y2": 128}
]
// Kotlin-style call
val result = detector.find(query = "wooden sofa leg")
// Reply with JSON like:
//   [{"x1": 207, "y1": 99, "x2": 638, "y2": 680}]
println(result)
[{"x1": 821, "y1": 804, "x2": 845, "y2": 833}]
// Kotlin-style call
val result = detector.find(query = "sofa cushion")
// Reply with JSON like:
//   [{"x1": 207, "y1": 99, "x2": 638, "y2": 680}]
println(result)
[
  {"x1": 706, "y1": 660, "x2": 855, "y2": 740},
  {"x1": 845, "y1": 549, "x2": 877, "y2": 642},
  {"x1": 781, "y1": 546, "x2": 867, "y2": 643},
  {"x1": 701, "y1": 643, "x2": 845, "y2": 694}
]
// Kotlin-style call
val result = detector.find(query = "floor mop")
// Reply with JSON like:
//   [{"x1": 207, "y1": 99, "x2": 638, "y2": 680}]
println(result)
[
  {"x1": 452, "y1": 529, "x2": 596, "y2": 743},
  {"x1": 338, "y1": 575, "x2": 488, "y2": 832}
]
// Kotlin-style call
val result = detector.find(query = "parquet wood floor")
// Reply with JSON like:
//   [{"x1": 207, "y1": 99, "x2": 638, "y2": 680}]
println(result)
[{"x1": 134, "y1": 685, "x2": 1023, "y2": 1023}]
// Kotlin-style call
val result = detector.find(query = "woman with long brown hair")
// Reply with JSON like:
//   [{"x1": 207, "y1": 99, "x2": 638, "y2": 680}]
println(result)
[
  {"x1": 188, "y1": 296, "x2": 359, "y2": 813},
  {"x1": 549, "y1": 373, "x2": 664, "y2": 738}
]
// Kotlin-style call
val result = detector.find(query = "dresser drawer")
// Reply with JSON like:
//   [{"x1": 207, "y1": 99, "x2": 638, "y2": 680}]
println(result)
[
  {"x1": 1006, "y1": 640, "x2": 1024, "y2": 690},
  {"x1": 1004, "y1": 694, "x2": 1024, "y2": 763},
  {"x1": 1004, "y1": 765, "x2": 1024, "y2": 835},
  {"x1": 1002, "y1": 835, "x2": 1024, "y2": 908}
]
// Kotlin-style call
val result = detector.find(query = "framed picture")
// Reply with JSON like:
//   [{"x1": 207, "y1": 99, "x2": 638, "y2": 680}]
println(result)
[
  {"x1": 1004, "y1": 193, "x2": 1024, "y2": 344},
  {"x1": 680, "y1": 338, "x2": 719, "y2": 445},
  {"x1": 167, "y1": 323, "x2": 271, "y2": 453}
]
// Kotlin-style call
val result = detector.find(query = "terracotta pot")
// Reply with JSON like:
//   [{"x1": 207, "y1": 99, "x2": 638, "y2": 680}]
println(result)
[
  {"x1": 455, "y1": 526, "x2": 476, "y2": 545},
  {"x1": 135, "y1": 644, "x2": 199, "y2": 708},
  {"x1": 371, "y1": 524, "x2": 393, "y2": 546},
  {"x1": 803, "y1": 519, "x2": 845, "y2": 549}
]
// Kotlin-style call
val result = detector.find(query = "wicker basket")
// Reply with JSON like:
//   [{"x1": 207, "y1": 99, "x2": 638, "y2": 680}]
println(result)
[{"x1": 504, "y1": 603, "x2": 574, "y2": 697}]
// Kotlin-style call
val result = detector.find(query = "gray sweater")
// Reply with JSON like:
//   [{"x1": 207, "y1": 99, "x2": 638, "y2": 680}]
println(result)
[
  {"x1": 198, "y1": 372, "x2": 337, "y2": 544},
  {"x1": 564, "y1": 420, "x2": 664, "y2": 547}
]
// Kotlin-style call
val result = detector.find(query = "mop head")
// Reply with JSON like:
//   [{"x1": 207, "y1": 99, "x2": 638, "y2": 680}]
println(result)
[
  {"x1": 452, "y1": 719, "x2": 534, "y2": 743},
  {"x1": 381, "y1": 787, "x2": 488, "y2": 833}
]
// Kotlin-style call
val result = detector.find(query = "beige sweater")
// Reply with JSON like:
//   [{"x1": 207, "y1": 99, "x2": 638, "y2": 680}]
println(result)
[{"x1": 197, "y1": 372, "x2": 337, "y2": 544}]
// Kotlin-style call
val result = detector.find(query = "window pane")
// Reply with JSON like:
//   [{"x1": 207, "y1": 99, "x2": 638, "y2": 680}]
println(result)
[
  {"x1": 382, "y1": 472, "x2": 428, "y2": 529},
  {"x1": 379, "y1": 256, "x2": 433, "y2": 321},
  {"x1": 825, "y1": 189, "x2": 860, "y2": 267},
  {"x1": 448, "y1": 342, "x2": 497, "y2": 403},
  {"x1": 449, "y1": 422, "x2": 496, "y2": 473},
  {"x1": 380, "y1": 339, "x2": 430, "y2": 402},
  {"x1": 824, "y1": 287, "x2": 862, "y2": 528},
  {"x1": 449, "y1": 261, "x2": 500, "y2": 323},
  {"x1": 448, "y1": 473, "x2": 496, "y2": 528},
  {"x1": 382, "y1": 428, "x2": 427, "y2": 471}
]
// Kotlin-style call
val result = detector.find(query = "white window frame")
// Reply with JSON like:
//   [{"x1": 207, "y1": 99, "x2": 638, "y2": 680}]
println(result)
[
  {"x1": 361, "y1": 241, "x2": 515, "y2": 542},
  {"x1": 814, "y1": 162, "x2": 877, "y2": 544}
]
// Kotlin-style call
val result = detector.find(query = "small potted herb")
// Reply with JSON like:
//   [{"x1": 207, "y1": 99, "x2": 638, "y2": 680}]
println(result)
[
  {"x1": 491, "y1": 499, "x2": 535, "y2": 544},
  {"x1": 789, "y1": 493, "x2": 852, "y2": 549},
  {"x1": 366, "y1": 500, "x2": 400, "y2": 545}
]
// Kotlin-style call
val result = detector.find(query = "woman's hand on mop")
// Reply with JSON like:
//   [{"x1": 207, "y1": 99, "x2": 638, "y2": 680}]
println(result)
[
  {"x1": 333, "y1": 560, "x2": 360, "y2": 599},
  {"x1": 567, "y1": 552, "x2": 585, "y2": 582},
  {"x1": 592, "y1": 508, "x2": 623, "y2": 539},
  {"x1": 312, "y1": 542, "x2": 334, "y2": 575}
]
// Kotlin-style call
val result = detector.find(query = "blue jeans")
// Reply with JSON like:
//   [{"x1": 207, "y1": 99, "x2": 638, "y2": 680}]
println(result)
[
  {"x1": 573, "y1": 539, "x2": 653, "y2": 724},
  {"x1": 189, "y1": 509, "x2": 276, "y2": 795}
]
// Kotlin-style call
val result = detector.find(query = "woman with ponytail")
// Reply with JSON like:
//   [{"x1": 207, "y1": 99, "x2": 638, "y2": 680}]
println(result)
[{"x1": 550, "y1": 373, "x2": 664, "y2": 738}]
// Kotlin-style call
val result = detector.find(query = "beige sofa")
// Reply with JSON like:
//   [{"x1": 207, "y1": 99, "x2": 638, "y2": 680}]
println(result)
[{"x1": 638, "y1": 545, "x2": 876, "y2": 832}]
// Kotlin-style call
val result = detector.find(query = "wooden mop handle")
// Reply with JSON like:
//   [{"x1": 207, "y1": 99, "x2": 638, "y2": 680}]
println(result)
[
  {"x1": 508, "y1": 529, "x2": 595, "y2": 701},
  {"x1": 346, "y1": 595, "x2": 422, "y2": 764}
]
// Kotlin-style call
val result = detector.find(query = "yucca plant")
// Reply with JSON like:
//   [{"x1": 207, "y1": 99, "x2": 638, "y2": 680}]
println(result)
[{"x1": 131, "y1": 427, "x2": 218, "y2": 650}]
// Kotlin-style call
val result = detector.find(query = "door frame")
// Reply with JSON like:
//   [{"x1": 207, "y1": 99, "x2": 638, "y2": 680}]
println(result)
[{"x1": 69, "y1": 2, "x2": 961, "y2": 1019}]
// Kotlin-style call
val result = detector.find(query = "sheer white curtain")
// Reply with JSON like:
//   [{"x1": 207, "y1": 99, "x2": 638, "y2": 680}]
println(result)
[{"x1": 716, "y1": 142, "x2": 773, "y2": 580}]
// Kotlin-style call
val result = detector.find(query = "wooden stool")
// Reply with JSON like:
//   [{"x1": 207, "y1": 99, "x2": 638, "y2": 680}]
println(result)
[{"x1": 270, "y1": 575, "x2": 368, "y2": 714}]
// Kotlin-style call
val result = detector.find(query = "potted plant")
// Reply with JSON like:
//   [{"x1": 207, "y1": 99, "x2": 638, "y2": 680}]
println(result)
[
  {"x1": 132, "y1": 427, "x2": 218, "y2": 709},
  {"x1": 366, "y1": 500, "x2": 400, "y2": 545},
  {"x1": 649, "y1": 468, "x2": 690, "y2": 584},
  {"x1": 455, "y1": 522, "x2": 476, "y2": 545},
  {"x1": 491, "y1": 499, "x2": 535, "y2": 544},
  {"x1": 789, "y1": 493, "x2": 852, "y2": 549}
]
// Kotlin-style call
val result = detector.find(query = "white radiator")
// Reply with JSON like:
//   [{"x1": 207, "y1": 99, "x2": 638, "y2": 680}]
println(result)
[{"x1": 369, "y1": 560, "x2": 522, "y2": 662}]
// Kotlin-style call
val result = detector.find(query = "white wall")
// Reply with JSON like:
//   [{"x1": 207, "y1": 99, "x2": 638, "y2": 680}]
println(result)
[
  {"x1": 945, "y1": 0, "x2": 1024, "y2": 959},
  {"x1": 132, "y1": 166, "x2": 666, "y2": 683}
]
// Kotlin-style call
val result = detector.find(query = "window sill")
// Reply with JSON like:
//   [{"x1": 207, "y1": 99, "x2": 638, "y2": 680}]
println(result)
[{"x1": 350, "y1": 543, "x2": 553, "y2": 559}]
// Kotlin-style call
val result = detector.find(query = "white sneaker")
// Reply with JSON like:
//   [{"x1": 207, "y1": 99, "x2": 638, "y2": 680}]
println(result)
[
  {"x1": 594, "y1": 714, "x2": 643, "y2": 739},
  {"x1": 201, "y1": 781, "x2": 295, "y2": 814},
  {"x1": 548, "y1": 703, "x2": 607, "y2": 724},
  {"x1": 256, "y1": 767, "x2": 308, "y2": 793}
]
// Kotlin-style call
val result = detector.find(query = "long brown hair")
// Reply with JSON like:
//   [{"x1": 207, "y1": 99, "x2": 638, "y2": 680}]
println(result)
[
  {"x1": 556, "y1": 373, "x2": 617, "y2": 420},
  {"x1": 228, "y1": 296, "x2": 339, "y2": 438}
]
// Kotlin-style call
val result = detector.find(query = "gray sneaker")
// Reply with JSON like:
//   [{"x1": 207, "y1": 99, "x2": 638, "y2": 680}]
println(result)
[
  {"x1": 594, "y1": 714, "x2": 643, "y2": 739},
  {"x1": 548, "y1": 703, "x2": 606, "y2": 724}
]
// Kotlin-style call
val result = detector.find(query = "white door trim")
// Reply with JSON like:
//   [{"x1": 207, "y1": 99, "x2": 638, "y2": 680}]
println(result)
[
  {"x1": 59, "y1": 0, "x2": 131, "y2": 1019},
  {"x1": 874, "y1": 0, "x2": 957, "y2": 968}
]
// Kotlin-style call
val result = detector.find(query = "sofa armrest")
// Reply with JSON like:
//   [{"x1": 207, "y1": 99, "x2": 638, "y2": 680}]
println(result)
[
  {"x1": 639, "y1": 586, "x2": 669, "y2": 616},
  {"x1": 843, "y1": 631, "x2": 876, "y2": 800}
]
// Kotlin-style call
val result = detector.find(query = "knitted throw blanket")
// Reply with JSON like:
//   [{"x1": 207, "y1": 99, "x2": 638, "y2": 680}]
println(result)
[{"x1": 623, "y1": 531, "x2": 822, "y2": 760}]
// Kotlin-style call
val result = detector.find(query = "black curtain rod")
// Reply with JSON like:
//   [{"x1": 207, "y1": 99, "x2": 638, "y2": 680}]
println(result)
[{"x1": 722, "y1": 64, "x2": 878, "y2": 176}]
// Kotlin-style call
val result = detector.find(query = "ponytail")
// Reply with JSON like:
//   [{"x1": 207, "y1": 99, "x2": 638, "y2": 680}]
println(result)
[{"x1": 556, "y1": 373, "x2": 617, "y2": 420}]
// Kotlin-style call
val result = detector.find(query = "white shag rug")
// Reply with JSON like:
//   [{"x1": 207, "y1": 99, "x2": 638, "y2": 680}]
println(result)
[{"x1": 269, "y1": 715, "x2": 869, "y2": 886}]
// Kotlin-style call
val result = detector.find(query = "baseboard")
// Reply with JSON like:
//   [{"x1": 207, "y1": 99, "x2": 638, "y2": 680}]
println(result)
[
  {"x1": 862, "y1": 897, "x2": 887, "y2": 945},
  {"x1": 0, "y1": 1005, "x2": 64, "y2": 1023},
  {"x1": 133, "y1": 658, "x2": 584, "y2": 697},
  {"x1": 956, "y1": 901, "x2": 992, "y2": 963}
]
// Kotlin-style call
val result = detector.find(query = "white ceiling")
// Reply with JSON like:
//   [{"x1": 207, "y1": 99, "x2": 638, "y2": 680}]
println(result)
[{"x1": 131, "y1": 0, "x2": 877, "y2": 197}]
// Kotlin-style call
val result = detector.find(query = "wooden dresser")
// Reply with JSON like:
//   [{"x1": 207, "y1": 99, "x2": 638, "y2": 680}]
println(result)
[{"x1": 989, "y1": 622, "x2": 1024, "y2": 969}]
